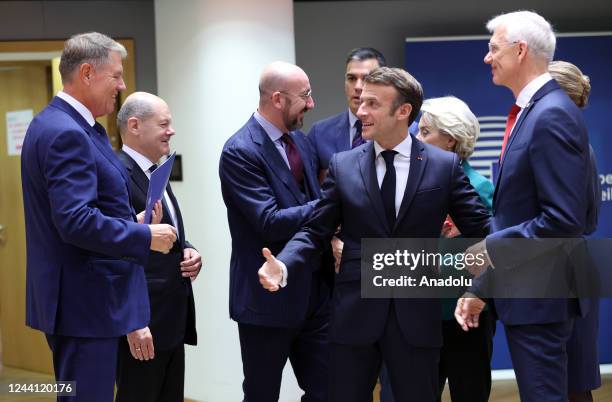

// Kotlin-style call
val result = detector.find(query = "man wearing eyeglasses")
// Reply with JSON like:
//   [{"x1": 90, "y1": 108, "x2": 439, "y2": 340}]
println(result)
[
  {"x1": 455, "y1": 11, "x2": 590, "y2": 402},
  {"x1": 219, "y1": 61, "x2": 331, "y2": 402}
]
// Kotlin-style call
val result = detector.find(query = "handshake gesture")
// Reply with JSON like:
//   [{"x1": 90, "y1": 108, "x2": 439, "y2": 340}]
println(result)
[{"x1": 258, "y1": 248, "x2": 285, "y2": 292}]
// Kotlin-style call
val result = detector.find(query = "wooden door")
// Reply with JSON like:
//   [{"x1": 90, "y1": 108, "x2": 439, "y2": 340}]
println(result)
[{"x1": 0, "y1": 60, "x2": 54, "y2": 373}]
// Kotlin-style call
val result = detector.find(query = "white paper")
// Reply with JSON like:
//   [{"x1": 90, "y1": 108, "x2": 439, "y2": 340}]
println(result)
[{"x1": 6, "y1": 109, "x2": 33, "y2": 156}]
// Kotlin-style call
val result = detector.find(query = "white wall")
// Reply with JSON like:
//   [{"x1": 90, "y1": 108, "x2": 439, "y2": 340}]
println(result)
[{"x1": 154, "y1": 0, "x2": 301, "y2": 400}]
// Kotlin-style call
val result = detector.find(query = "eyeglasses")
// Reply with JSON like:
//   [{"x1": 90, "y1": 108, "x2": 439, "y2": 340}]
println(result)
[
  {"x1": 487, "y1": 40, "x2": 520, "y2": 55},
  {"x1": 279, "y1": 89, "x2": 312, "y2": 101}
]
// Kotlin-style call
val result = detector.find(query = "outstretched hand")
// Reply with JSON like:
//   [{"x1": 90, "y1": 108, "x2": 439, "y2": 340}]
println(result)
[{"x1": 258, "y1": 248, "x2": 283, "y2": 292}]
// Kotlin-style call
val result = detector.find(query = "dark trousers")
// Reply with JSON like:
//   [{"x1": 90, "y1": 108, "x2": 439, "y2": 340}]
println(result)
[
  {"x1": 115, "y1": 337, "x2": 185, "y2": 402},
  {"x1": 238, "y1": 301, "x2": 329, "y2": 402},
  {"x1": 437, "y1": 311, "x2": 495, "y2": 402},
  {"x1": 330, "y1": 302, "x2": 439, "y2": 402},
  {"x1": 506, "y1": 319, "x2": 575, "y2": 402},
  {"x1": 45, "y1": 334, "x2": 118, "y2": 402}
]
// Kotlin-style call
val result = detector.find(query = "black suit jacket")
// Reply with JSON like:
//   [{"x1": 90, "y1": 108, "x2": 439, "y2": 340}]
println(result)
[
  {"x1": 278, "y1": 138, "x2": 490, "y2": 347},
  {"x1": 117, "y1": 150, "x2": 197, "y2": 350}
]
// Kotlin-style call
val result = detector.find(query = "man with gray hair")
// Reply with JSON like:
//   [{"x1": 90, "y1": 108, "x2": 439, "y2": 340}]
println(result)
[
  {"x1": 115, "y1": 92, "x2": 201, "y2": 402},
  {"x1": 21, "y1": 33, "x2": 176, "y2": 402},
  {"x1": 455, "y1": 11, "x2": 590, "y2": 402}
]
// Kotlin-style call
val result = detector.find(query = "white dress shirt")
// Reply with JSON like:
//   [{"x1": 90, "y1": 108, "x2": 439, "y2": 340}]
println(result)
[
  {"x1": 509, "y1": 72, "x2": 553, "y2": 135},
  {"x1": 253, "y1": 111, "x2": 292, "y2": 169},
  {"x1": 56, "y1": 91, "x2": 95, "y2": 127},
  {"x1": 122, "y1": 144, "x2": 179, "y2": 235},
  {"x1": 373, "y1": 135, "x2": 413, "y2": 216}
]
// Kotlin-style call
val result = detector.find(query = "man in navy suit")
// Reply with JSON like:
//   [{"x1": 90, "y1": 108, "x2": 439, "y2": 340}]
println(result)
[
  {"x1": 219, "y1": 61, "x2": 331, "y2": 402},
  {"x1": 308, "y1": 47, "x2": 386, "y2": 182},
  {"x1": 115, "y1": 92, "x2": 201, "y2": 402},
  {"x1": 455, "y1": 11, "x2": 590, "y2": 402},
  {"x1": 20, "y1": 33, "x2": 177, "y2": 402},
  {"x1": 259, "y1": 67, "x2": 490, "y2": 402}
]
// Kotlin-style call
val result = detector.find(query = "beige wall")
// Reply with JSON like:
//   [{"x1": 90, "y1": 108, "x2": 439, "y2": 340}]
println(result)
[{"x1": 154, "y1": 0, "x2": 299, "y2": 400}]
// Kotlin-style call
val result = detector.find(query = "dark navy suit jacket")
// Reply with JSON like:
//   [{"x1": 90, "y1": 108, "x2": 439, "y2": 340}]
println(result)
[
  {"x1": 21, "y1": 96, "x2": 151, "y2": 337},
  {"x1": 307, "y1": 111, "x2": 351, "y2": 171},
  {"x1": 473, "y1": 80, "x2": 590, "y2": 325},
  {"x1": 117, "y1": 151, "x2": 197, "y2": 350},
  {"x1": 278, "y1": 137, "x2": 490, "y2": 347},
  {"x1": 219, "y1": 115, "x2": 325, "y2": 328}
]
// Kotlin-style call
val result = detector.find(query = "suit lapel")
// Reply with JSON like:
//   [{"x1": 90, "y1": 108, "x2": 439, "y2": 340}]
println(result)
[
  {"x1": 166, "y1": 183, "x2": 186, "y2": 248},
  {"x1": 119, "y1": 150, "x2": 150, "y2": 196},
  {"x1": 249, "y1": 117, "x2": 305, "y2": 203},
  {"x1": 334, "y1": 111, "x2": 351, "y2": 152},
  {"x1": 359, "y1": 143, "x2": 389, "y2": 232},
  {"x1": 89, "y1": 123, "x2": 131, "y2": 186},
  {"x1": 395, "y1": 137, "x2": 427, "y2": 230},
  {"x1": 493, "y1": 80, "x2": 560, "y2": 202},
  {"x1": 50, "y1": 97, "x2": 132, "y2": 203},
  {"x1": 292, "y1": 133, "x2": 320, "y2": 200}
]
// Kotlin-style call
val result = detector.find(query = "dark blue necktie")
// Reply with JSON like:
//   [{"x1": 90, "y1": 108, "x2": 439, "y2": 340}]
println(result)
[
  {"x1": 380, "y1": 150, "x2": 397, "y2": 229},
  {"x1": 352, "y1": 120, "x2": 365, "y2": 148}
]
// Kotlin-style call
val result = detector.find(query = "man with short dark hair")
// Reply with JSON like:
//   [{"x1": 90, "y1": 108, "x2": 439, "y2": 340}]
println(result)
[
  {"x1": 259, "y1": 67, "x2": 490, "y2": 402},
  {"x1": 21, "y1": 32, "x2": 177, "y2": 402},
  {"x1": 308, "y1": 47, "x2": 386, "y2": 182},
  {"x1": 219, "y1": 61, "x2": 330, "y2": 402},
  {"x1": 115, "y1": 92, "x2": 201, "y2": 402}
]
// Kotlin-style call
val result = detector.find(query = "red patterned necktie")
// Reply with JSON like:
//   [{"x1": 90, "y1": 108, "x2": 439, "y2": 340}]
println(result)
[
  {"x1": 499, "y1": 104, "x2": 521, "y2": 161},
  {"x1": 281, "y1": 133, "x2": 304, "y2": 185},
  {"x1": 352, "y1": 119, "x2": 365, "y2": 148}
]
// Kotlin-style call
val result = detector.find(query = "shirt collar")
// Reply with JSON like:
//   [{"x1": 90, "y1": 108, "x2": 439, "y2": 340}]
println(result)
[
  {"x1": 254, "y1": 110, "x2": 284, "y2": 142},
  {"x1": 516, "y1": 72, "x2": 552, "y2": 108},
  {"x1": 56, "y1": 91, "x2": 96, "y2": 127},
  {"x1": 373, "y1": 134, "x2": 412, "y2": 159},
  {"x1": 122, "y1": 144, "x2": 157, "y2": 174},
  {"x1": 348, "y1": 109, "x2": 359, "y2": 128}
]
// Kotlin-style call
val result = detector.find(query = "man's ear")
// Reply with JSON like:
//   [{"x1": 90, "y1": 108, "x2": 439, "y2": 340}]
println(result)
[
  {"x1": 396, "y1": 103, "x2": 413, "y2": 121},
  {"x1": 79, "y1": 63, "x2": 94, "y2": 85},
  {"x1": 127, "y1": 116, "x2": 140, "y2": 134},
  {"x1": 517, "y1": 41, "x2": 528, "y2": 62},
  {"x1": 270, "y1": 91, "x2": 284, "y2": 110}
]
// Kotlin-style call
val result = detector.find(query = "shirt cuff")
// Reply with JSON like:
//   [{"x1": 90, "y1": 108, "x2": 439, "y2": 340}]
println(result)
[{"x1": 279, "y1": 259, "x2": 288, "y2": 287}]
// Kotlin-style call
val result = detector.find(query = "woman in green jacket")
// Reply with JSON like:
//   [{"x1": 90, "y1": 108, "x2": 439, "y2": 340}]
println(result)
[{"x1": 417, "y1": 96, "x2": 494, "y2": 402}]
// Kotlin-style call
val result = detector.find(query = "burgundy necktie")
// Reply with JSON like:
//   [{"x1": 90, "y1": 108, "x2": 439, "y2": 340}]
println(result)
[
  {"x1": 352, "y1": 119, "x2": 365, "y2": 148},
  {"x1": 281, "y1": 133, "x2": 304, "y2": 185},
  {"x1": 499, "y1": 104, "x2": 521, "y2": 161}
]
